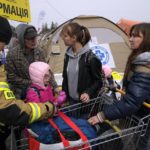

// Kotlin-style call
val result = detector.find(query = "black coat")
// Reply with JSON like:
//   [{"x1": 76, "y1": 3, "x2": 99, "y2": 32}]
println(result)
[{"x1": 62, "y1": 51, "x2": 103, "y2": 99}]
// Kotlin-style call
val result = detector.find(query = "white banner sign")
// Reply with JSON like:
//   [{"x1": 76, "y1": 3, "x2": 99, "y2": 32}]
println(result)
[{"x1": 89, "y1": 41, "x2": 116, "y2": 68}]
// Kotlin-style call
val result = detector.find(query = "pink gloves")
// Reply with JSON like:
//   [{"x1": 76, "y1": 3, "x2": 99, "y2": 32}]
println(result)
[{"x1": 55, "y1": 91, "x2": 66, "y2": 106}]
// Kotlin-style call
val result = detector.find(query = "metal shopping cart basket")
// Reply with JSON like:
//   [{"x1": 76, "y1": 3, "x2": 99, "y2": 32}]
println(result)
[{"x1": 11, "y1": 94, "x2": 150, "y2": 150}]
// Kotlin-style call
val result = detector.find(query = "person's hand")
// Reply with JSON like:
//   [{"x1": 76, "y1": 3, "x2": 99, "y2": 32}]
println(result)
[
  {"x1": 88, "y1": 112, "x2": 105, "y2": 125},
  {"x1": 80, "y1": 93, "x2": 90, "y2": 103},
  {"x1": 54, "y1": 87, "x2": 61, "y2": 95},
  {"x1": 45, "y1": 101, "x2": 57, "y2": 114},
  {"x1": 56, "y1": 91, "x2": 66, "y2": 106},
  {"x1": 108, "y1": 84, "x2": 117, "y2": 92},
  {"x1": 88, "y1": 116, "x2": 100, "y2": 125},
  {"x1": 37, "y1": 101, "x2": 56, "y2": 120}
]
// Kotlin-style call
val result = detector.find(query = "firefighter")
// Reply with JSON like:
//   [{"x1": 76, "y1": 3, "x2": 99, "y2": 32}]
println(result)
[{"x1": 0, "y1": 16, "x2": 56, "y2": 150}]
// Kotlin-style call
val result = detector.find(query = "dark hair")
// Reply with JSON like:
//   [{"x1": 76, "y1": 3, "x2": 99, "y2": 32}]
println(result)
[
  {"x1": 130, "y1": 23, "x2": 150, "y2": 52},
  {"x1": 0, "y1": 16, "x2": 12, "y2": 44},
  {"x1": 123, "y1": 23, "x2": 150, "y2": 85},
  {"x1": 61, "y1": 22, "x2": 91, "y2": 46}
]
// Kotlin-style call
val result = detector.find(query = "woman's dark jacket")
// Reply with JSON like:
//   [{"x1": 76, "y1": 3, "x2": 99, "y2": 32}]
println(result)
[
  {"x1": 104, "y1": 52, "x2": 150, "y2": 120},
  {"x1": 62, "y1": 50, "x2": 103, "y2": 99}
]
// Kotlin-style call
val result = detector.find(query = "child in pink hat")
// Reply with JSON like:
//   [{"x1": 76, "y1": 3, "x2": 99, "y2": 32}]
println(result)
[
  {"x1": 26, "y1": 61, "x2": 66, "y2": 106},
  {"x1": 102, "y1": 65, "x2": 112, "y2": 78}
]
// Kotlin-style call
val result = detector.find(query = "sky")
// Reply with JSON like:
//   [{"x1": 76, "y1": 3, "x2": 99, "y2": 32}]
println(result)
[{"x1": 10, "y1": 0, "x2": 150, "y2": 29}]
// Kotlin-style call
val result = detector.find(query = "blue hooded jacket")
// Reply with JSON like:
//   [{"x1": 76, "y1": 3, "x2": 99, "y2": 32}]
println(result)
[{"x1": 104, "y1": 52, "x2": 150, "y2": 120}]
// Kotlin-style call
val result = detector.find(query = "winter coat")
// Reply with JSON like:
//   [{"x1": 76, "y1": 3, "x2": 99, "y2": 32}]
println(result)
[
  {"x1": 62, "y1": 47, "x2": 103, "y2": 100},
  {"x1": 5, "y1": 24, "x2": 57, "y2": 99},
  {"x1": 26, "y1": 61, "x2": 55, "y2": 103},
  {"x1": 104, "y1": 52, "x2": 150, "y2": 120},
  {"x1": 26, "y1": 84, "x2": 55, "y2": 103},
  {"x1": 0, "y1": 65, "x2": 55, "y2": 127}
]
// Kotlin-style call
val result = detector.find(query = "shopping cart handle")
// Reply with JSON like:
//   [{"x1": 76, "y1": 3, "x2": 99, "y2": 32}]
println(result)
[
  {"x1": 104, "y1": 120, "x2": 121, "y2": 134},
  {"x1": 143, "y1": 102, "x2": 150, "y2": 109},
  {"x1": 116, "y1": 88, "x2": 125, "y2": 95}
]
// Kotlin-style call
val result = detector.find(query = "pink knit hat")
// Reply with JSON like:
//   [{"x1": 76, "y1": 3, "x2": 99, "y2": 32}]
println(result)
[
  {"x1": 102, "y1": 65, "x2": 112, "y2": 78},
  {"x1": 29, "y1": 61, "x2": 50, "y2": 88}
]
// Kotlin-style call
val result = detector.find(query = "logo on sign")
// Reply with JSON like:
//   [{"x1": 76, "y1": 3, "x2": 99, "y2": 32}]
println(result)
[{"x1": 91, "y1": 45, "x2": 109, "y2": 65}]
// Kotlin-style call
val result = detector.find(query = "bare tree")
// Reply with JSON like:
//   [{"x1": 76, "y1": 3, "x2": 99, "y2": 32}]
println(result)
[{"x1": 40, "y1": 22, "x2": 58, "y2": 34}]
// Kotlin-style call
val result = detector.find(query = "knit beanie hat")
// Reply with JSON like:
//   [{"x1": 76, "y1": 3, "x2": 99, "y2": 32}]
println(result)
[{"x1": 0, "y1": 16, "x2": 12, "y2": 44}]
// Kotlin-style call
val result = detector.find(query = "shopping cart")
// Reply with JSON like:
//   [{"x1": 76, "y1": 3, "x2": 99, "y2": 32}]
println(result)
[
  {"x1": 59, "y1": 94, "x2": 150, "y2": 150},
  {"x1": 11, "y1": 93, "x2": 150, "y2": 150}
]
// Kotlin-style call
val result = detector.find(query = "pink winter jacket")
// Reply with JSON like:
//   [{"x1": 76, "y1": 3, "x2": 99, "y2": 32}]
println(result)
[
  {"x1": 26, "y1": 61, "x2": 66, "y2": 105},
  {"x1": 26, "y1": 83, "x2": 55, "y2": 103}
]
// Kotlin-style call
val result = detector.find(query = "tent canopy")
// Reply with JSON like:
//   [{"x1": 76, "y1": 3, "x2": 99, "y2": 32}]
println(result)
[{"x1": 39, "y1": 15, "x2": 131, "y2": 74}]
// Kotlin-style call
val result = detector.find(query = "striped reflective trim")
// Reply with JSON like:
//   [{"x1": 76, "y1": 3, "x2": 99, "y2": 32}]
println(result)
[
  {"x1": 0, "y1": 82, "x2": 9, "y2": 87},
  {"x1": 0, "y1": 82, "x2": 9, "y2": 91},
  {"x1": 4, "y1": 90, "x2": 15, "y2": 100},
  {"x1": 28, "y1": 103, "x2": 41, "y2": 123}
]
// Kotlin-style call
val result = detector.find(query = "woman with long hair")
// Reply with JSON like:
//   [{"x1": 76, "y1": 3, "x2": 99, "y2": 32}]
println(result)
[
  {"x1": 88, "y1": 23, "x2": 150, "y2": 150},
  {"x1": 60, "y1": 22, "x2": 103, "y2": 106}
]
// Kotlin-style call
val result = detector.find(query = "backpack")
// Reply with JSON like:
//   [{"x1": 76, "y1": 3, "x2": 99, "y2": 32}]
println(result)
[
  {"x1": 21, "y1": 86, "x2": 43, "y2": 100},
  {"x1": 85, "y1": 50, "x2": 98, "y2": 64},
  {"x1": 30, "y1": 86, "x2": 43, "y2": 98}
]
